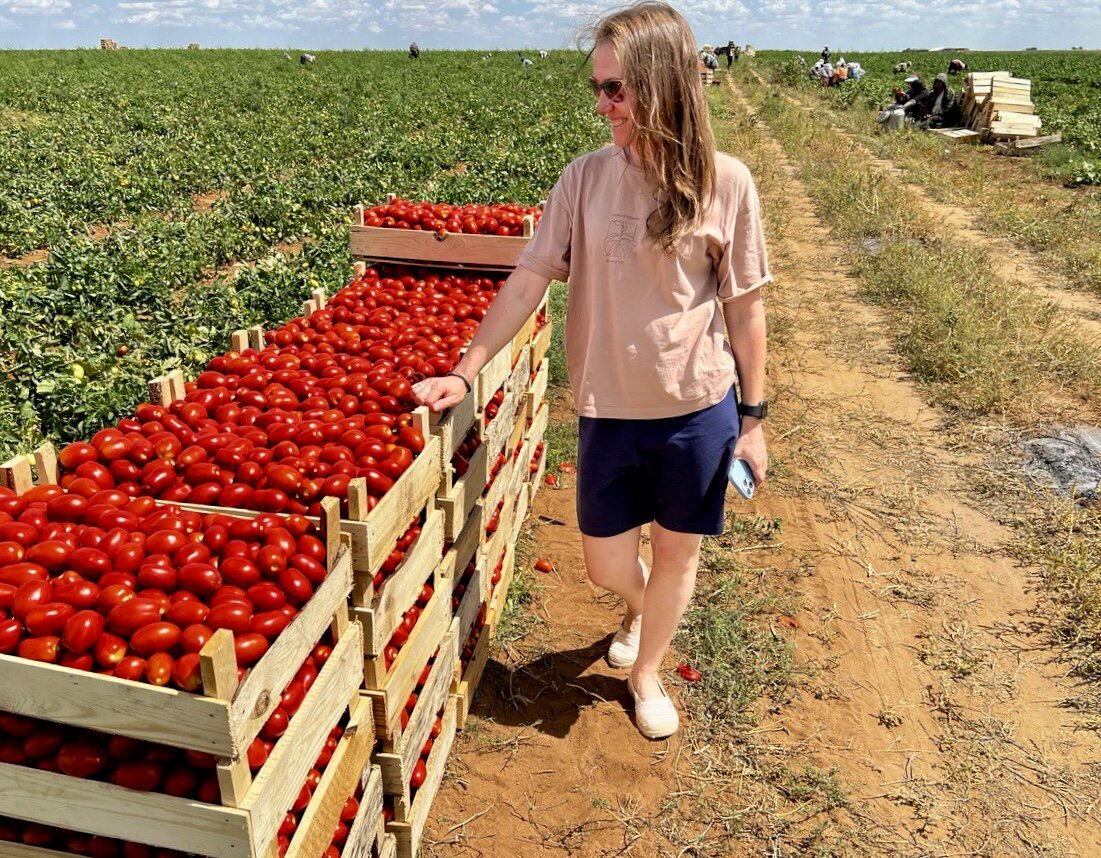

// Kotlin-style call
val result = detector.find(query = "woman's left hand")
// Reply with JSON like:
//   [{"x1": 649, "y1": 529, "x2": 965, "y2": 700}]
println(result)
[{"x1": 734, "y1": 420, "x2": 768, "y2": 485}]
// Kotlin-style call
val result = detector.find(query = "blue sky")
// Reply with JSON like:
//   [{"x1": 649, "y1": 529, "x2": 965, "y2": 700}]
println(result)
[{"x1": 0, "y1": 0, "x2": 1098, "y2": 51}]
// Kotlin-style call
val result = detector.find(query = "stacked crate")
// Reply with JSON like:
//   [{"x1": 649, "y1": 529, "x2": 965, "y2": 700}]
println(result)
[
  {"x1": 0, "y1": 197, "x2": 549, "y2": 858},
  {"x1": 961, "y1": 71, "x2": 1043, "y2": 141},
  {"x1": 348, "y1": 202, "x2": 551, "y2": 858},
  {"x1": 0, "y1": 467, "x2": 378, "y2": 858}
]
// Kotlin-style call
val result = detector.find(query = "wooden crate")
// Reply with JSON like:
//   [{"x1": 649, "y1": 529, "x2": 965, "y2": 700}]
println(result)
[
  {"x1": 15, "y1": 410, "x2": 441, "y2": 585},
  {"x1": 363, "y1": 584, "x2": 451, "y2": 740},
  {"x1": 451, "y1": 624, "x2": 492, "y2": 730},
  {"x1": 0, "y1": 501, "x2": 352, "y2": 759},
  {"x1": 436, "y1": 440, "x2": 489, "y2": 541},
  {"x1": 479, "y1": 456, "x2": 514, "y2": 552},
  {"x1": 284, "y1": 696, "x2": 376, "y2": 858},
  {"x1": 427, "y1": 394, "x2": 476, "y2": 479},
  {"x1": 0, "y1": 621, "x2": 364, "y2": 858},
  {"x1": 486, "y1": 543, "x2": 517, "y2": 631},
  {"x1": 350, "y1": 205, "x2": 533, "y2": 272},
  {"x1": 374, "y1": 622, "x2": 458, "y2": 822},
  {"x1": 352, "y1": 502, "x2": 445, "y2": 659},
  {"x1": 437, "y1": 495, "x2": 484, "y2": 598},
  {"x1": 450, "y1": 551, "x2": 491, "y2": 663},
  {"x1": 530, "y1": 316, "x2": 553, "y2": 373},
  {"x1": 343, "y1": 765, "x2": 387, "y2": 858},
  {"x1": 474, "y1": 341, "x2": 513, "y2": 412},
  {"x1": 527, "y1": 435, "x2": 549, "y2": 509},
  {"x1": 526, "y1": 359, "x2": 549, "y2": 424},
  {"x1": 386, "y1": 698, "x2": 458, "y2": 858}
]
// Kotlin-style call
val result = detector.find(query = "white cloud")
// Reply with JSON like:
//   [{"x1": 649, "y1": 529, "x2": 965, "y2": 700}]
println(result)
[
  {"x1": 6, "y1": 0, "x2": 71, "y2": 14},
  {"x1": 57, "y1": 15, "x2": 74, "y2": 26}
]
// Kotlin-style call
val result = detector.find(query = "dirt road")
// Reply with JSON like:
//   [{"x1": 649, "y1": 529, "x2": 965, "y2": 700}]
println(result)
[{"x1": 420, "y1": 80, "x2": 1101, "y2": 857}]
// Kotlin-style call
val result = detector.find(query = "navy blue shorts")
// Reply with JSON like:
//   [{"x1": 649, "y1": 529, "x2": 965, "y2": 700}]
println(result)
[{"x1": 576, "y1": 389, "x2": 740, "y2": 537}]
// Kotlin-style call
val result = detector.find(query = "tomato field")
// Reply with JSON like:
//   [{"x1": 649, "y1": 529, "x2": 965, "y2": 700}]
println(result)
[{"x1": 0, "y1": 49, "x2": 603, "y2": 462}]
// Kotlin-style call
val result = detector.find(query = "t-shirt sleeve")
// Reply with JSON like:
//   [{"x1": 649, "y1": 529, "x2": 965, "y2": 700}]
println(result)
[
  {"x1": 517, "y1": 166, "x2": 573, "y2": 282},
  {"x1": 716, "y1": 167, "x2": 772, "y2": 302}
]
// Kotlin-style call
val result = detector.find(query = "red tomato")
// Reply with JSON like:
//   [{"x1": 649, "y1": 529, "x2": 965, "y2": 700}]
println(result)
[
  {"x1": 130, "y1": 622, "x2": 181, "y2": 657},
  {"x1": 0, "y1": 618, "x2": 23, "y2": 654},
  {"x1": 145, "y1": 652, "x2": 175, "y2": 686},
  {"x1": 410, "y1": 758, "x2": 427, "y2": 789},
  {"x1": 207, "y1": 603, "x2": 253, "y2": 634},
  {"x1": 234, "y1": 632, "x2": 269, "y2": 667},
  {"x1": 111, "y1": 760, "x2": 164, "y2": 791},
  {"x1": 172, "y1": 652, "x2": 203, "y2": 692},
  {"x1": 57, "y1": 741, "x2": 110, "y2": 778},
  {"x1": 113, "y1": 655, "x2": 147, "y2": 682},
  {"x1": 17, "y1": 636, "x2": 60, "y2": 663},
  {"x1": 107, "y1": 598, "x2": 163, "y2": 636},
  {"x1": 61, "y1": 610, "x2": 106, "y2": 653}
]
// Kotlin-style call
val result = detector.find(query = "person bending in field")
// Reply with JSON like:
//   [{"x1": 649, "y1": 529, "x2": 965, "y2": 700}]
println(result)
[
  {"x1": 414, "y1": 0, "x2": 769, "y2": 741},
  {"x1": 408, "y1": 41, "x2": 420, "y2": 59}
]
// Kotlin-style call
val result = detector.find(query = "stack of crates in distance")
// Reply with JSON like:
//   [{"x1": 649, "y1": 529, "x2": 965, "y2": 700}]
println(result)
[{"x1": 348, "y1": 199, "x2": 551, "y2": 858}]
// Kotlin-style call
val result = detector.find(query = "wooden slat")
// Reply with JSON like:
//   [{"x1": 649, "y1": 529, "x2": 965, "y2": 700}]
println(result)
[
  {"x1": 0, "y1": 454, "x2": 34, "y2": 493},
  {"x1": 0, "y1": 763, "x2": 253, "y2": 857},
  {"x1": 452, "y1": 627, "x2": 493, "y2": 730},
  {"x1": 387, "y1": 699, "x2": 458, "y2": 858},
  {"x1": 227, "y1": 547, "x2": 354, "y2": 752},
  {"x1": 231, "y1": 329, "x2": 250, "y2": 352},
  {"x1": 0, "y1": 654, "x2": 233, "y2": 755},
  {"x1": 428, "y1": 393, "x2": 476, "y2": 479},
  {"x1": 475, "y1": 342, "x2": 512, "y2": 411},
  {"x1": 357, "y1": 435, "x2": 441, "y2": 576},
  {"x1": 283, "y1": 696, "x2": 374, "y2": 858},
  {"x1": 363, "y1": 585, "x2": 449, "y2": 738},
  {"x1": 437, "y1": 442, "x2": 489, "y2": 540},
  {"x1": 343, "y1": 765, "x2": 384, "y2": 858},
  {"x1": 354, "y1": 506, "x2": 444, "y2": 656},
  {"x1": 376, "y1": 622, "x2": 458, "y2": 814},
  {"x1": 200, "y1": 628, "x2": 240, "y2": 703},
  {"x1": 350, "y1": 224, "x2": 530, "y2": 270},
  {"x1": 451, "y1": 558, "x2": 490, "y2": 665},
  {"x1": 32, "y1": 444, "x2": 58, "y2": 485}
]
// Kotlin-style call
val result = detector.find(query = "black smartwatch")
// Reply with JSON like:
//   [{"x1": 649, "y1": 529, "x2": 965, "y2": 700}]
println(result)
[{"x1": 737, "y1": 400, "x2": 768, "y2": 419}]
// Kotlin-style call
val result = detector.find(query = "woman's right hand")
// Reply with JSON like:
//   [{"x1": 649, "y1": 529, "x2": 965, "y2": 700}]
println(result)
[{"x1": 412, "y1": 374, "x2": 470, "y2": 413}]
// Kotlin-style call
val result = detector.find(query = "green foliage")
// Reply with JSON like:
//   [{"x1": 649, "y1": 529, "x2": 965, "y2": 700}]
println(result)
[{"x1": 0, "y1": 50, "x2": 607, "y2": 459}]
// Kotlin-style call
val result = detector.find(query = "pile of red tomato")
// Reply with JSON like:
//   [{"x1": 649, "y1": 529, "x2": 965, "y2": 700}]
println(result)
[
  {"x1": 275, "y1": 721, "x2": 349, "y2": 856},
  {"x1": 361, "y1": 199, "x2": 541, "y2": 237},
  {"x1": 51, "y1": 265, "x2": 515, "y2": 520},
  {"x1": 0, "y1": 482, "x2": 333, "y2": 686}
]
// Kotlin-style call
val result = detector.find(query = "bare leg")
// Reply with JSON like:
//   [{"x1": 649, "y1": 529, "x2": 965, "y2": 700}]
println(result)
[
  {"x1": 581, "y1": 527, "x2": 647, "y2": 627},
  {"x1": 630, "y1": 522, "x2": 702, "y2": 699}
]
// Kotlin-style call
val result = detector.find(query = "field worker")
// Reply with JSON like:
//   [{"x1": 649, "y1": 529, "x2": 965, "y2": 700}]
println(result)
[
  {"x1": 413, "y1": 0, "x2": 770, "y2": 740},
  {"x1": 913, "y1": 72, "x2": 961, "y2": 128},
  {"x1": 408, "y1": 41, "x2": 420, "y2": 59},
  {"x1": 539, "y1": 49, "x2": 550, "y2": 59},
  {"x1": 948, "y1": 57, "x2": 967, "y2": 74},
  {"x1": 821, "y1": 44, "x2": 830, "y2": 63}
]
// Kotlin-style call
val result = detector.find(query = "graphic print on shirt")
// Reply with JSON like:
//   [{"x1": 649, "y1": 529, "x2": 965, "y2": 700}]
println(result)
[{"x1": 602, "y1": 214, "x2": 640, "y2": 264}]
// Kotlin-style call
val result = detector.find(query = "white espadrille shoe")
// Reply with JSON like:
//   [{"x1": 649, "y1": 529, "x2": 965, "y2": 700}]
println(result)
[
  {"x1": 627, "y1": 676, "x2": 679, "y2": 739},
  {"x1": 607, "y1": 614, "x2": 642, "y2": 668}
]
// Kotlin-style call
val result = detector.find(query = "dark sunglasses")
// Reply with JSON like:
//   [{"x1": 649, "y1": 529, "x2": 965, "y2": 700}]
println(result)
[{"x1": 589, "y1": 77, "x2": 625, "y2": 101}]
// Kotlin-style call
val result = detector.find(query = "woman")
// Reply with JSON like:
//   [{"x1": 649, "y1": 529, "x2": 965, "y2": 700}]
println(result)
[{"x1": 412, "y1": 1, "x2": 770, "y2": 739}]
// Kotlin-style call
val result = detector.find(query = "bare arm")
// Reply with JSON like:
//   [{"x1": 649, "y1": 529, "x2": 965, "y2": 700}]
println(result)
[
  {"x1": 412, "y1": 265, "x2": 552, "y2": 412},
  {"x1": 722, "y1": 289, "x2": 768, "y2": 483}
]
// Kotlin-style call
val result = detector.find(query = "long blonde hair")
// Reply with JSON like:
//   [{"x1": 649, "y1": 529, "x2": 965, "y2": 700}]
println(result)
[{"x1": 588, "y1": 2, "x2": 717, "y2": 255}]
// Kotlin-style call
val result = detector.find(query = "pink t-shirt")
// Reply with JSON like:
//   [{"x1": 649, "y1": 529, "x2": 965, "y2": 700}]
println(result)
[{"x1": 517, "y1": 146, "x2": 771, "y2": 419}]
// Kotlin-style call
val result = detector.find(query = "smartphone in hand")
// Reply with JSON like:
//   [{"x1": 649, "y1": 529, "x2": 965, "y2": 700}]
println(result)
[{"x1": 728, "y1": 458, "x2": 756, "y2": 500}]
